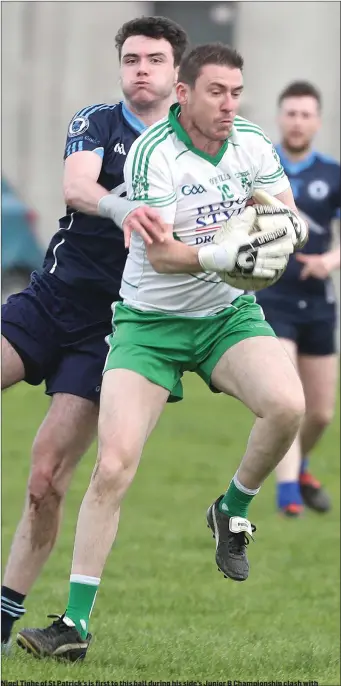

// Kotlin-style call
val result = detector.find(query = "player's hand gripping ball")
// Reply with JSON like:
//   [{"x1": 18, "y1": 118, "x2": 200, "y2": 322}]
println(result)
[{"x1": 213, "y1": 192, "x2": 301, "y2": 291}]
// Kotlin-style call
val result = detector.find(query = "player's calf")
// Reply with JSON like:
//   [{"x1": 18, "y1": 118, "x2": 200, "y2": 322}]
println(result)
[{"x1": 207, "y1": 337, "x2": 305, "y2": 580}]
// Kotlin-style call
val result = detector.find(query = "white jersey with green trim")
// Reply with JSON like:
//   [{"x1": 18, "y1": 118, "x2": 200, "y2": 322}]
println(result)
[{"x1": 121, "y1": 104, "x2": 290, "y2": 317}]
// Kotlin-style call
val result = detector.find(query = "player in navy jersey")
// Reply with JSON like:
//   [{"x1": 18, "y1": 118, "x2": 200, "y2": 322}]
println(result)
[
  {"x1": 1, "y1": 16, "x2": 189, "y2": 650},
  {"x1": 257, "y1": 82, "x2": 340, "y2": 516}
]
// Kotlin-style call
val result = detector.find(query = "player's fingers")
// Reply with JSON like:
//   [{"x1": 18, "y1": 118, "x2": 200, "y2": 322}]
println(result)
[
  {"x1": 258, "y1": 238, "x2": 294, "y2": 256},
  {"x1": 252, "y1": 267, "x2": 276, "y2": 279},
  {"x1": 132, "y1": 225, "x2": 153, "y2": 245},
  {"x1": 123, "y1": 225, "x2": 132, "y2": 249},
  {"x1": 258, "y1": 256, "x2": 288, "y2": 271},
  {"x1": 143, "y1": 207, "x2": 168, "y2": 240},
  {"x1": 144, "y1": 206, "x2": 166, "y2": 223},
  {"x1": 299, "y1": 264, "x2": 311, "y2": 280},
  {"x1": 295, "y1": 253, "x2": 309, "y2": 263},
  {"x1": 138, "y1": 212, "x2": 166, "y2": 243},
  {"x1": 125, "y1": 218, "x2": 153, "y2": 245}
]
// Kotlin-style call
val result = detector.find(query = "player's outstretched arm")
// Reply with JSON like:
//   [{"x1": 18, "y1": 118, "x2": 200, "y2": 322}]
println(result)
[{"x1": 63, "y1": 151, "x2": 110, "y2": 214}]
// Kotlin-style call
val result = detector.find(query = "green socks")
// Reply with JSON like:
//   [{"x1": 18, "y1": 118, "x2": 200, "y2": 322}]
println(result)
[
  {"x1": 219, "y1": 475, "x2": 260, "y2": 518},
  {"x1": 65, "y1": 574, "x2": 100, "y2": 639}
]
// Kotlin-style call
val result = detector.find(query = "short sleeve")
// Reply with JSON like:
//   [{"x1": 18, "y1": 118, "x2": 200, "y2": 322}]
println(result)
[
  {"x1": 63, "y1": 105, "x2": 113, "y2": 160},
  {"x1": 254, "y1": 139, "x2": 290, "y2": 195},
  {"x1": 124, "y1": 138, "x2": 177, "y2": 225}
]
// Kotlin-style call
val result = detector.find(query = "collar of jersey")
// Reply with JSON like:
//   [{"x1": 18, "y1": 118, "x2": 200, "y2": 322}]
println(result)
[
  {"x1": 276, "y1": 144, "x2": 317, "y2": 175},
  {"x1": 121, "y1": 101, "x2": 148, "y2": 134},
  {"x1": 168, "y1": 103, "x2": 230, "y2": 166}
]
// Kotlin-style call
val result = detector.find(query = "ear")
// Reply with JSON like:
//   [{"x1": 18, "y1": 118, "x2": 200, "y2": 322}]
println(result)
[{"x1": 176, "y1": 82, "x2": 189, "y2": 105}]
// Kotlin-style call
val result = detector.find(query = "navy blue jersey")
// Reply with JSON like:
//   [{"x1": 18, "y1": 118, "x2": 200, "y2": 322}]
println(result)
[
  {"x1": 269, "y1": 146, "x2": 340, "y2": 298},
  {"x1": 43, "y1": 102, "x2": 147, "y2": 297}
]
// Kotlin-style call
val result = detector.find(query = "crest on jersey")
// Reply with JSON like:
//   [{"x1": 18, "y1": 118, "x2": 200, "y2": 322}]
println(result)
[
  {"x1": 68, "y1": 117, "x2": 90, "y2": 137},
  {"x1": 132, "y1": 174, "x2": 149, "y2": 198},
  {"x1": 308, "y1": 180, "x2": 329, "y2": 200},
  {"x1": 272, "y1": 146, "x2": 281, "y2": 167},
  {"x1": 235, "y1": 171, "x2": 252, "y2": 192}
]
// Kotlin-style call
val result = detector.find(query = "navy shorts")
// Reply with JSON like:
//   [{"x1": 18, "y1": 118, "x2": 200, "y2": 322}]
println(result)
[
  {"x1": 2, "y1": 271, "x2": 117, "y2": 401},
  {"x1": 257, "y1": 292, "x2": 337, "y2": 356}
]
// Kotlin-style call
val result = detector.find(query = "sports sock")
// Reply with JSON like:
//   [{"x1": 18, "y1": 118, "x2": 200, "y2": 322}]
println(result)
[
  {"x1": 300, "y1": 457, "x2": 309, "y2": 476},
  {"x1": 65, "y1": 574, "x2": 100, "y2": 640},
  {"x1": 1, "y1": 586, "x2": 26, "y2": 644},
  {"x1": 218, "y1": 474, "x2": 260, "y2": 518},
  {"x1": 277, "y1": 481, "x2": 303, "y2": 509}
]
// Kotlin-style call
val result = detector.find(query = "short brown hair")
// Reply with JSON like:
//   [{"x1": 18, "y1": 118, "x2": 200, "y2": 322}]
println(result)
[
  {"x1": 278, "y1": 81, "x2": 322, "y2": 108},
  {"x1": 178, "y1": 43, "x2": 244, "y2": 87},
  {"x1": 115, "y1": 16, "x2": 189, "y2": 67}
]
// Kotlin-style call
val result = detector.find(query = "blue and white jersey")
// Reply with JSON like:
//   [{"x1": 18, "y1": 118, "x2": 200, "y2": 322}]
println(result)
[
  {"x1": 43, "y1": 102, "x2": 147, "y2": 297},
  {"x1": 269, "y1": 146, "x2": 340, "y2": 298}
]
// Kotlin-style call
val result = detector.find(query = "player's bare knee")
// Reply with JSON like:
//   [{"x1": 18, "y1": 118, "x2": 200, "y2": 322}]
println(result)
[
  {"x1": 28, "y1": 462, "x2": 63, "y2": 504},
  {"x1": 26, "y1": 460, "x2": 63, "y2": 551},
  {"x1": 266, "y1": 382, "x2": 305, "y2": 434},
  {"x1": 92, "y1": 449, "x2": 138, "y2": 497},
  {"x1": 29, "y1": 442, "x2": 69, "y2": 502}
]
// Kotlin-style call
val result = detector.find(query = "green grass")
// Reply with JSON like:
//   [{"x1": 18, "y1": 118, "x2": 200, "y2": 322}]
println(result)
[{"x1": 1, "y1": 378, "x2": 340, "y2": 684}]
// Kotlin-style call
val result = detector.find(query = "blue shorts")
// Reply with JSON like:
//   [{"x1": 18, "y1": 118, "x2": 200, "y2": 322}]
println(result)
[
  {"x1": 2, "y1": 271, "x2": 116, "y2": 401},
  {"x1": 257, "y1": 292, "x2": 337, "y2": 356}
]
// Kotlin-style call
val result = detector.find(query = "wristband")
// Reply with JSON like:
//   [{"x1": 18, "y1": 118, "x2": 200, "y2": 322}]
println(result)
[
  {"x1": 198, "y1": 243, "x2": 234, "y2": 273},
  {"x1": 97, "y1": 195, "x2": 144, "y2": 228}
]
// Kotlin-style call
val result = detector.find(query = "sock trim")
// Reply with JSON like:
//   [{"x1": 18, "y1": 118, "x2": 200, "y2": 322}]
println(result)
[
  {"x1": 1, "y1": 586, "x2": 26, "y2": 606},
  {"x1": 233, "y1": 473, "x2": 260, "y2": 496},
  {"x1": 70, "y1": 574, "x2": 101, "y2": 586},
  {"x1": 70, "y1": 574, "x2": 100, "y2": 586},
  {"x1": 1, "y1": 595, "x2": 26, "y2": 610}
]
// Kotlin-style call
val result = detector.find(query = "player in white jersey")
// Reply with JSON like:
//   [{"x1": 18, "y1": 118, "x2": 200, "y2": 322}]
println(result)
[
  {"x1": 17, "y1": 44, "x2": 308, "y2": 659},
  {"x1": 122, "y1": 106, "x2": 290, "y2": 316}
]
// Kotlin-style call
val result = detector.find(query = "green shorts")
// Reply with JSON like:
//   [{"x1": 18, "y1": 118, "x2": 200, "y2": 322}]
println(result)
[{"x1": 104, "y1": 295, "x2": 275, "y2": 402}]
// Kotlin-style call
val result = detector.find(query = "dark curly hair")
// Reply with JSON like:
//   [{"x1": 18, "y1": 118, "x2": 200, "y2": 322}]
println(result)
[{"x1": 115, "y1": 16, "x2": 189, "y2": 67}]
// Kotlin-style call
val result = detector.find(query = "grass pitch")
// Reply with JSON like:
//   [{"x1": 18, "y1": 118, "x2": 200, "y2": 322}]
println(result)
[{"x1": 1, "y1": 378, "x2": 340, "y2": 684}]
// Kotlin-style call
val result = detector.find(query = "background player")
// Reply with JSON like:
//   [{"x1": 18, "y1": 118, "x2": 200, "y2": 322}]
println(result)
[
  {"x1": 17, "y1": 43, "x2": 308, "y2": 661},
  {"x1": 257, "y1": 82, "x2": 340, "y2": 516},
  {"x1": 1, "y1": 16, "x2": 189, "y2": 649}
]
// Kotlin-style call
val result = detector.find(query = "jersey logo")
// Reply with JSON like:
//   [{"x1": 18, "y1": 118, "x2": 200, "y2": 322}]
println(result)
[
  {"x1": 181, "y1": 184, "x2": 206, "y2": 196},
  {"x1": 235, "y1": 171, "x2": 252, "y2": 193},
  {"x1": 272, "y1": 145, "x2": 281, "y2": 166},
  {"x1": 308, "y1": 179, "x2": 329, "y2": 200},
  {"x1": 68, "y1": 117, "x2": 89, "y2": 137},
  {"x1": 114, "y1": 142, "x2": 126, "y2": 155}
]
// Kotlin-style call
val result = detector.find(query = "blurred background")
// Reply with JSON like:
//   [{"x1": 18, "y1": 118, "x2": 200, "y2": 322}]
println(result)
[{"x1": 2, "y1": 1, "x2": 340, "y2": 242}]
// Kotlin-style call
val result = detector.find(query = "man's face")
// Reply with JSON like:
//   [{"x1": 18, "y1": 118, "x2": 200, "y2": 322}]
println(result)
[
  {"x1": 120, "y1": 35, "x2": 177, "y2": 109},
  {"x1": 177, "y1": 64, "x2": 243, "y2": 141},
  {"x1": 278, "y1": 96, "x2": 321, "y2": 153}
]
